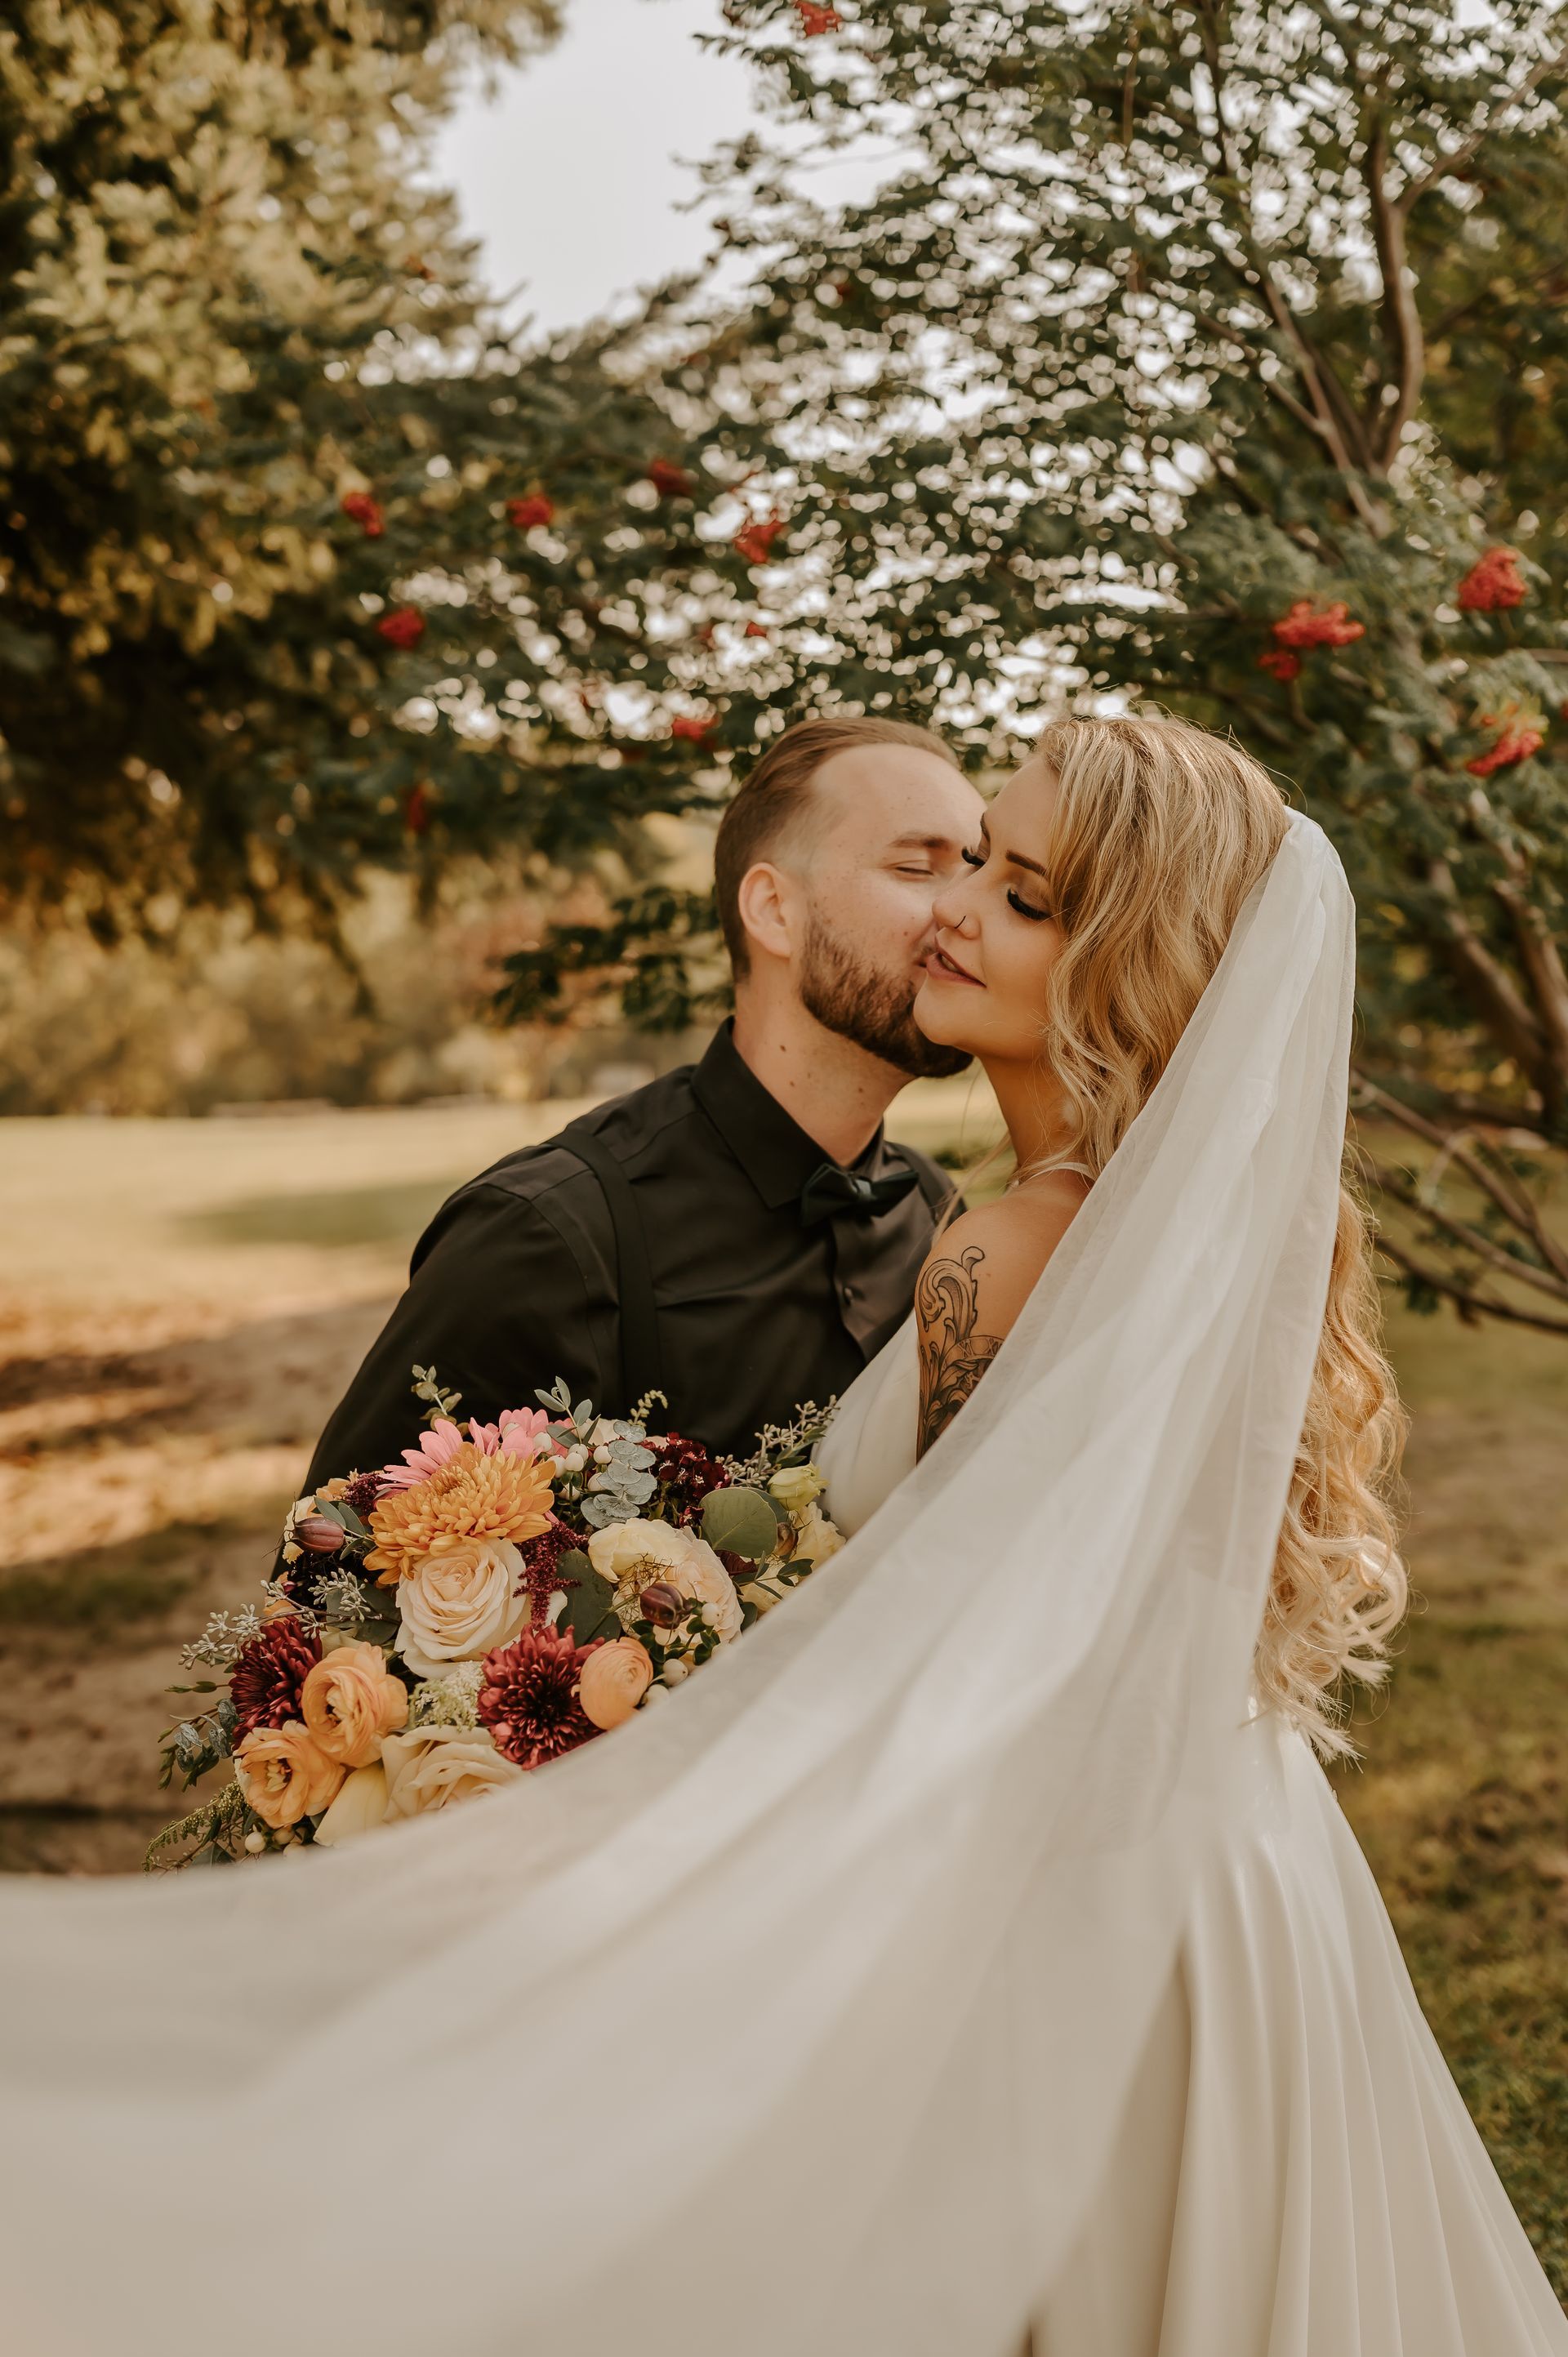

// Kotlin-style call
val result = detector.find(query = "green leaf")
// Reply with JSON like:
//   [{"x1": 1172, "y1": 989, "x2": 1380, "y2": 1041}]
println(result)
[
  {"x1": 559, "y1": 1561, "x2": 618, "y2": 1645},
  {"x1": 701, "y1": 1485, "x2": 782, "y2": 1562}
]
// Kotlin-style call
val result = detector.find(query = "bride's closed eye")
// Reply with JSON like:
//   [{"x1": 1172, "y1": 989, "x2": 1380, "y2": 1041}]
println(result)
[{"x1": 960, "y1": 842, "x2": 1050, "y2": 920}]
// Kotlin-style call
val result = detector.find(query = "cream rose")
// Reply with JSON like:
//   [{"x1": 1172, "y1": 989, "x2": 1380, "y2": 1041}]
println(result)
[
  {"x1": 768, "y1": 1463, "x2": 826, "y2": 1513},
  {"x1": 586, "y1": 1517, "x2": 689, "y2": 1586},
  {"x1": 578, "y1": 1637, "x2": 654, "y2": 1730},
  {"x1": 792, "y1": 1504, "x2": 845, "y2": 1569},
  {"x1": 312, "y1": 1762, "x2": 390, "y2": 1846},
  {"x1": 380, "y1": 1726, "x2": 525, "y2": 1817},
  {"x1": 234, "y1": 1723, "x2": 345, "y2": 1829},
  {"x1": 587, "y1": 1518, "x2": 742, "y2": 1645},
  {"x1": 301, "y1": 1641, "x2": 408, "y2": 1767},
  {"x1": 394, "y1": 1536, "x2": 528, "y2": 1679}
]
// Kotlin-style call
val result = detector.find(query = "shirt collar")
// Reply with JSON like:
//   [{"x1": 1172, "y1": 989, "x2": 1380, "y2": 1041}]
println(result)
[{"x1": 691, "y1": 1022, "x2": 891, "y2": 1211}]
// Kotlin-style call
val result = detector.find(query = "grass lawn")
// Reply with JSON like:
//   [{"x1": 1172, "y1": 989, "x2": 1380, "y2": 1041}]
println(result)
[
  {"x1": 0, "y1": 1104, "x2": 1562, "y2": 2297},
  {"x1": 1333, "y1": 1307, "x2": 1568, "y2": 2297}
]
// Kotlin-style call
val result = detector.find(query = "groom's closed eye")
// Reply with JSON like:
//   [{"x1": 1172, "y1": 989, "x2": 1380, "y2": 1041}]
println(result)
[{"x1": 884, "y1": 840, "x2": 971, "y2": 883}]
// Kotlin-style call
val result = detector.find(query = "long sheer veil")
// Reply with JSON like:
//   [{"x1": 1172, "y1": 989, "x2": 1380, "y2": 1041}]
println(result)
[{"x1": 1, "y1": 813, "x2": 1353, "y2": 2357}]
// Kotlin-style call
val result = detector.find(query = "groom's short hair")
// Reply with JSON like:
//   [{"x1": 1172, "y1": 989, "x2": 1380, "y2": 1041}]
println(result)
[{"x1": 715, "y1": 715, "x2": 958, "y2": 978}]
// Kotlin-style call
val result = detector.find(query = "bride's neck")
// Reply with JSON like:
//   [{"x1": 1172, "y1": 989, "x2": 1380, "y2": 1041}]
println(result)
[{"x1": 982, "y1": 1054, "x2": 1076, "y2": 1176}]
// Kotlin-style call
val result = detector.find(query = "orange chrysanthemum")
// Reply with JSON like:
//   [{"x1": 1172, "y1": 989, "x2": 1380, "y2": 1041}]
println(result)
[{"x1": 363, "y1": 1443, "x2": 555, "y2": 1586}]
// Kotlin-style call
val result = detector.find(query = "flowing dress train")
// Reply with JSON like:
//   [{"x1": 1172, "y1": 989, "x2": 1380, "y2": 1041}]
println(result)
[{"x1": 817, "y1": 1320, "x2": 1566, "y2": 2355}]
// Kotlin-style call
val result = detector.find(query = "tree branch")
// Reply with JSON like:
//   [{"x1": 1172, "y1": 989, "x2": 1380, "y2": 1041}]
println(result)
[
  {"x1": 1194, "y1": 8, "x2": 1382, "y2": 517},
  {"x1": 1367, "y1": 114, "x2": 1426, "y2": 470},
  {"x1": 1423, "y1": 855, "x2": 1551, "y2": 1080},
  {"x1": 1357, "y1": 1151, "x2": 1568, "y2": 1303},
  {"x1": 1372, "y1": 1233, "x2": 1568, "y2": 1335},
  {"x1": 1352, "y1": 1071, "x2": 1568, "y2": 1284},
  {"x1": 1400, "y1": 37, "x2": 1568, "y2": 210}
]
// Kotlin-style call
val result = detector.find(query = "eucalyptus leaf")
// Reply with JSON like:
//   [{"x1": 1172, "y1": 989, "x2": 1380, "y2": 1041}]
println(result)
[{"x1": 701, "y1": 1485, "x2": 781, "y2": 1562}]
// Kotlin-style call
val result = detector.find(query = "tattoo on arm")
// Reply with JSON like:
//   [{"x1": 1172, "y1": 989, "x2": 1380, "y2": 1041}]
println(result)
[{"x1": 916, "y1": 1245, "x2": 1002, "y2": 1456}]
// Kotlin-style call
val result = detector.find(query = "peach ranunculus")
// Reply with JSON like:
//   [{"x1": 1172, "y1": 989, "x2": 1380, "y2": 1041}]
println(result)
[
  {"x1": 363, "y1": 1443, "x2": 555, "y2": 1585},
  {"x1": 234, "y1": 1722, "x2": 345, "y2": 1829},
  {"x1": 313, "y1": 1762, "x2": 390, "y2": 1847},
  {"x1": 394, "y1": 1536, "x2": 529, "y2": 1679},
  {"x1": 300, "y1": 1642, "x2": 409, "y2": 1767},
  {"x1": 379, "y1": 1726, "x2": 524, "y2": 1816},
  {"x1": 587, "y1": 1517, "x2": 743, "y2": 1645},
  {"x1": 577, "y1": 1637, "x2": 655, "y2": 1730}
]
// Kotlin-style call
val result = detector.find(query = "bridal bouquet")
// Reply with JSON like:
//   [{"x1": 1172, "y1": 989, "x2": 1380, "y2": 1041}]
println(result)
[{"x1": 148, "y1": 1372, "x2": 843, "y2": 1868}]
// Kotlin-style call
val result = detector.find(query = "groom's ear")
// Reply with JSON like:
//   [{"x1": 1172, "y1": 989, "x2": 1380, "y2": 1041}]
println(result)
[{"x1": 733, "y1": 860, "x2": 801, "y2": 969}]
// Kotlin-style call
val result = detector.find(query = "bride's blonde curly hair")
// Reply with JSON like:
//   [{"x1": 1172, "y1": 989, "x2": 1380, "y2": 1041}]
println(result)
[{"x1": 1029, "y1": 714, "x2": 1406, "y2": 1758}]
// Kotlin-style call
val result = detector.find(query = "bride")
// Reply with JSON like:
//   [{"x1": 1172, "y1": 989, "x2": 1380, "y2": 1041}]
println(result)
[
  {"x1": 2, "y1": 718, "x2": 1564, "y2": 2357},
  {"x1": 820, "y1": 715, "x2": 1565, "y2": 2351}
]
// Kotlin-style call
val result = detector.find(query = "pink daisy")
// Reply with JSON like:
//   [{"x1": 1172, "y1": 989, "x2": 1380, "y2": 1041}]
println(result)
[{"x1": 379, "y1": 1407, "x2": 564, "y2": 1493}]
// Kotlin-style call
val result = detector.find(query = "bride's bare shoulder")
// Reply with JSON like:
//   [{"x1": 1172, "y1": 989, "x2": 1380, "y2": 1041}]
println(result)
[{"x1": 914, "y1": 1173, "x2": 1088, "y2": 1455}]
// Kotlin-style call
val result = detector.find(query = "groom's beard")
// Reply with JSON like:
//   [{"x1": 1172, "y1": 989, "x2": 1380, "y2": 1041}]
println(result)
[{"x1": 799, "y1": 913, "x2": 972, "y2": 1080}]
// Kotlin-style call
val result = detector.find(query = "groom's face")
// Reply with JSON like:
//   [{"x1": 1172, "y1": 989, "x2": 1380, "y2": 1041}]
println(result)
[{"x1": 789, "y1": 746, "x2": 986, "y2": 1078}]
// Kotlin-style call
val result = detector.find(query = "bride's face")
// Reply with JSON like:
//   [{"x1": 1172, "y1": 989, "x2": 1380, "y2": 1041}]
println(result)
[{"x1": 914, "y1": 759, "x2": 1067, "y2": 1065}]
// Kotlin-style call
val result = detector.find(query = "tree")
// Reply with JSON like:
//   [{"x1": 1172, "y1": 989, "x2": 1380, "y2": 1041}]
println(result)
[
  {"x1": 514, "y1": 0, "x2": 1568, "y2": 1330},
  {"x1": 0, "y1": 0, "x2": 728, "y2": 941}
]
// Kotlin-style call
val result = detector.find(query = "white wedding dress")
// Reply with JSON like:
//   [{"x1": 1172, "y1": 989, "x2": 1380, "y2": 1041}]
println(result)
[
  {"x1": 2, "y1": 814, "x2": 1564, "y2": 2357},
  {"x1": 819, "y1": 1323, "x2": 1567, "y2": 2355}
]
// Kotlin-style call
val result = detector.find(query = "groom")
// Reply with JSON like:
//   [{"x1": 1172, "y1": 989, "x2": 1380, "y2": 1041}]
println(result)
[{"x1": 301, "y1": 715, "x2": 985, "y2": 1483}]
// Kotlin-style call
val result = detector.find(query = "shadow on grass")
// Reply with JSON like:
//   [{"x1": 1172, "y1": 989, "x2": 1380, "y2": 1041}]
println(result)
[
  {"x1": 0, "y1": 1519, "x2": 252, "y2": 1633},
  {"x1": 183, "y1": 1174, "x2": 465, "y2": 1253}
]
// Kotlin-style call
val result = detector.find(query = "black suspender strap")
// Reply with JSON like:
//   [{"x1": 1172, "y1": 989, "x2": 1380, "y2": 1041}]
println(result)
[{"x1": 559, "y1": 1121, "x2": 666, "y2": 1418}]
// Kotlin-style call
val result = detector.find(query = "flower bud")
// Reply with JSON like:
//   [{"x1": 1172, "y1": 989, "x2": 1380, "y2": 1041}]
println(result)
[
  {"x1": 294, "y1": 1516, "x2": 345, "y2": 1555},
  {"x1": 639, "y1": 1580, "x2": 684, "y2": 1629}
]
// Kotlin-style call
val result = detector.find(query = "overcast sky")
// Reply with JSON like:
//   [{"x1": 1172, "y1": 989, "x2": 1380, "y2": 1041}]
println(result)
[{"x1": 433, "y1": 0, "x2": 758, "y2": 332}]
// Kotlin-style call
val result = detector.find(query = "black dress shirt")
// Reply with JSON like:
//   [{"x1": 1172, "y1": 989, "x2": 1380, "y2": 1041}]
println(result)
[{"x1": 303, "y1": 1024, "x2": 952, "y2": 1485}]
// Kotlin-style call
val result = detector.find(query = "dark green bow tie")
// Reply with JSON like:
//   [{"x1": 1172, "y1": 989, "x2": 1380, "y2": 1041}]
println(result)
[{"x1": 799, "y1": 1160, "x2": 920, "y2": 1226}]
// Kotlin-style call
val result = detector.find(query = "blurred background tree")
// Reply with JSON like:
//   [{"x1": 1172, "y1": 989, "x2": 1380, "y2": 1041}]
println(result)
[
  {"x1": 0, "y1": 0, "x2": 733, "y2": 947},
  {"x1": 509, "y1": 0, "x2": 1568, "y2": 1330},
  {"x1": 4, "y1": 0, "x2": 1566, "y2": 1324}
]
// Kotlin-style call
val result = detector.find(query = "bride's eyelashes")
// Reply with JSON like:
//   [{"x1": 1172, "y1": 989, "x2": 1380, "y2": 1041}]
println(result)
[{"x1": 959, "y1": 844, "x2": 1052, "y2": 923}]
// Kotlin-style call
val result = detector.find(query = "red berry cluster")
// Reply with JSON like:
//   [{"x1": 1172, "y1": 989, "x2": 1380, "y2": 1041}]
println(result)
[
  {"x1": 1270, "y1": 599, "x2": 1365, "y2": 651},
  {"x1": 733, "y1": 515, "x2": 786, "y2": 565},
  {"x1": 1466, "y1": 710, "x2": 1545, "y2": 777},
  {"x1": 1457, "y1": 546, "x2": 1526, "y2": 613},
  {"x1": 506, "y1": 493, "x2": 555, "y2": 531},
  {"x1": 671, "y1": 713, "x2": 716, "y2": 743},
  {"x1": 341, "y1": 491, "x2": 384, "y2": 537},
  {"x1": 796, "y1": 2, "x2": 843, "y2": 30},
  {"x1": 376, "y1": 607, "x2": 425, "y2": 650},
  {"x1": 647, "y1": 459, "x2": 695, "y2": 498}
]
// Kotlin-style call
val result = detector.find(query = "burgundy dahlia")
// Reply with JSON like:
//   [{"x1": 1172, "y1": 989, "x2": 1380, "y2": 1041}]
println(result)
[
  {"x1": 654, "y1": 1433, "x2": 726, "y2": 1524},
  {"x1": 229, "y1": 1616, "x2": 322, "y2": 1736},
  {"x1": 479, "y1": 1628, "x2": 601, "y2": 1770}
]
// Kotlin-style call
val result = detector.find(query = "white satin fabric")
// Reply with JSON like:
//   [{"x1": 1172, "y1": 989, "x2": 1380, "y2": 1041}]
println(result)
[
  {"x1": 2, "y1": 813, "x2": 1562, "y2": 2356},
  {"x1": 821, "y1": 1358, "x2": 1566, "y2": 2353}
]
